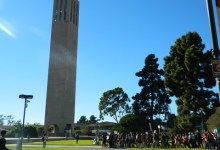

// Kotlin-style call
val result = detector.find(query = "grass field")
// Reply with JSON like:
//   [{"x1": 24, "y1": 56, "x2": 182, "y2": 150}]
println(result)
[
  {"x1": 7, "y1": 146, "x2": 205, "y2": 150},
  {"x1": 7, "y1": 140, "x2": 205, "y2": 150},
  {"x1": 31, "y1": 139, "x2": 94, "y2": 146},
  {"x1": 8, "y1": 147, "x2": 80, "y2": 150}
]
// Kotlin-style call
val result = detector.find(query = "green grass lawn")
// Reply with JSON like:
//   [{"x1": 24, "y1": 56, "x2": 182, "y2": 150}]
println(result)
[
  {"x1": 7, "y1": 146, "x2": 205, "y2": 150},
  {"x1": 7, "y1": 140, "x2": 205, "y2": 150},
  {"x1": 127, "y1": 149, "x2": 203, "y2": 150},
  {"x1": 31, "y1": 139, "x2": 94, "y2": 146},
  {"x1": 8, "y1": 147, "x2": 80, "y2": 150},
  {"x1": 7, "y1": 140, "x2": 96, "y2": 150}
]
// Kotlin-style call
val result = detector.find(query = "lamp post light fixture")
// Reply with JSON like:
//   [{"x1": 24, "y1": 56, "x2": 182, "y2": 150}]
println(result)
[
  {"x1": 94, "y1": 119, "x2": 100, "y2": 145},
  {"x1": 158, "y1": 125, "x2": 161, "y2": 134},
  {"x1": 18, "y1": 94, "x2": 33, "y2": 150},
  {"x1": 200, "y1": 108, "x2": 204, "y2": 131}
]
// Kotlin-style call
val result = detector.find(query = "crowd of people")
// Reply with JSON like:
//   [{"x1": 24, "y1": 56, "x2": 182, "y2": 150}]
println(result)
[{"x1": 101, "y1": 130, "x2": 220, "y2": 149}]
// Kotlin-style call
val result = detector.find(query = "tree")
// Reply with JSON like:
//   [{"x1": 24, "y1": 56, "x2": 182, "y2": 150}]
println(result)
[
  {"x1": 6, "y1": 120, "x2": 22, "y2": 137},
  {"x1": 166, "y1": 113, "x2": 177, "y2": 130},
  {"x1": 36, "y1": 126, "x2": 44, "y2": 136},
  {"x1": 164, "y1": 32, "x2": 218, "y2": 132},
  {"x1": 0, "y1": 115, "x2": 5, "y2": 125},
  {"x1": 132, "y1": 54, "x2": 171, "y2": 123},
  {"x1": 24, "y1": 125, "x2": 38, "y2": 137},
  {"x1": 207, "y1": 109, "x2": 220, "y2": 130},
  {"x1": 112, "y1": 114, "x2": 147, "y2": 133},
  {"x1": 6, "y1": 124, "x2": 38, "y2": 137},
  {"x1": 88, "y1": 115, "x2": 97, "y2": 124},
  {"x1": 5, "y1": 115, "x2": 16, "y2": 126},
  {"x1": 77, "y1": 115, "x2": 88, "y2": 124},
  {"x1": 0, "y1": 114, "x2": 17, "y2": 126},
  {"x1": 33, "y1": 122, "x2": 42, "y2": 126},
  {"x1": 84, "y1": 125, "x2": 94, "y2": 136},
  {"x1": 99, "y1": 87, "x2": 131, "y2": 123}
]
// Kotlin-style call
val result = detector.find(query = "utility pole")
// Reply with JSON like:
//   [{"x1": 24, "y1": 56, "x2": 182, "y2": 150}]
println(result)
[{"x1": 206, "y1": 0, "x2": 220, "y2": 104}]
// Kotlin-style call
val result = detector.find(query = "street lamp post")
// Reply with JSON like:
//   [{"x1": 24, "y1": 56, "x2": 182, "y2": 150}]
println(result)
[
  {"x1": 18, "y1": 94, "x2": 33, "y2": 150},
  {"x1": 158, "y1": 125, "x2": 161, "y2": 135},
  {"x1": 200, "y1": 108, "x2": 204, "y2": 131},
  {"x1": 95, "y1": 119, "x2": 100, "y2": 145}
]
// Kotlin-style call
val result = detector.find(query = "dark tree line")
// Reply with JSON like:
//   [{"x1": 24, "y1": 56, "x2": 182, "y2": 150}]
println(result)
[
  {"x1": 98, "y1": 32, "x2": 219, "y2": 133},
  {"x1": 77, "y1": 115, "x2": 98, "y2": 124}
]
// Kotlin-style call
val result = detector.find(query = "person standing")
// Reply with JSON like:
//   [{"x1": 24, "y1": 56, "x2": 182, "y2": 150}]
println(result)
[
  {"x1": 102, "y1": 133, "x2": 107, "y2": 148},
  {"x1": 65, "y1": 130, "x2": 69, "y2": 140},
  {"x1": 27, "y1": 134, "x2": 30, "y2": 143},
  {"x1": 76, "y1": 133, "x2": 79, "y2": 144},
  {"x1": 108, "y1": 132, "x2": 114, "y2": 148},
  {"x1": 0, "y1": 130, "x2": 9, "y2": 150},
  {"x1": 42, "y1": 133, "x2": 47, "y2": 148}
]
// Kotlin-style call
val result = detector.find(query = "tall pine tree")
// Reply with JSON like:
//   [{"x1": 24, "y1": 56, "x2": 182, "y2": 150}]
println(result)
[
  {"x1": 132, "y1": 54, "x2": 171, "y2": 123},
  {"x1": 164, "y1": 32, "x2": 218, "y2": 131}
]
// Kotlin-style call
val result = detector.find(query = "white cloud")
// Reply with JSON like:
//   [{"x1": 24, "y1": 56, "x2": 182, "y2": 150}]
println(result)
[{"x1": 0, "y1": 23, "x2": 16, "y2": 38}]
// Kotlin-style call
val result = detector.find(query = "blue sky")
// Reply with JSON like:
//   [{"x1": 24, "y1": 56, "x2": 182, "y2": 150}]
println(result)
[{"x1": 0, "y1": 0, "x2": 219, "y2": 125}]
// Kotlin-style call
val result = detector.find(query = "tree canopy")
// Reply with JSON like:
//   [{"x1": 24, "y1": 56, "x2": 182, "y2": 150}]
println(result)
[
  {"x1": 88, "y1": 115, "x2": 97, "y2": 124},
  {"x1": 0, "y1": 114, "x2": 17, "y2": 126},
  {"x1": 77, "y1": 115, "x2": 88, "y2": 124},
  {"x1": 132, "y1": 54, "x2": 171, "y2": 122},
  {"x1": 99, "y1": 87, "x2": 131, "y2": 123},
  {"x1": 112, "y1": 114, "x2": 147, "y2": 133},
  {"x1": 164, "y1": 32, "x2": 218, "y2": 131}
]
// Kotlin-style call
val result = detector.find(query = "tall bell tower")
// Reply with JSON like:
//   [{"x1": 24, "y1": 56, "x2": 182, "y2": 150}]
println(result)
[{"x1": 44, "y1": 0, "x2": 79, "y2": 136}]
